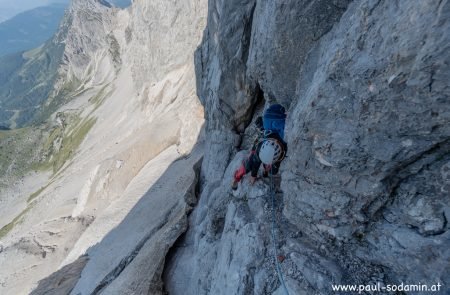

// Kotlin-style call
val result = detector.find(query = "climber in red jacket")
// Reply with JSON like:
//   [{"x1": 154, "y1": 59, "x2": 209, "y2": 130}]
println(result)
[{"x1": 232, "y1": 104, "x2": 287, "y2": 190}]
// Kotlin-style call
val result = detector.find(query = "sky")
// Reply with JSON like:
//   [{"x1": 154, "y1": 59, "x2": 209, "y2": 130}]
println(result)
[{"x1": 0, "y1": 0, "x2": 69, "y2": 23}]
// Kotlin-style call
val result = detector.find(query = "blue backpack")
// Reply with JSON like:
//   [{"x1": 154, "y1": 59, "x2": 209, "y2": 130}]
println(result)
[{"x1": 263, "y1": 104, "x2": 286, "y2": 139}]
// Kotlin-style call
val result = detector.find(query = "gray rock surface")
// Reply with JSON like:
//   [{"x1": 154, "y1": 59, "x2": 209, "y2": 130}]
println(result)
[
  {"x1": 247, "y1": 0, "x2": 351, "y2": 107},
  {"x1": 166, "y1": 0, "x2": 450, "y2": 294},
  {"x1": 126, "y1": 0, "x2": 207, "y2": 89},
  {"x1": 283, "y1": 0, "x2": 450, "y2": 288},
  {"x1": 30, "y1": 256, "x2": 89, "y2": 295},
  {"x1": 41, "y1": 146, "x2": 203, "y2": 295},
  {"x1": 1, "y1": 0, "x2": 207, "y2": 293},
  {"x1": 60, "y1": 0, "x2": 116, "y2": 80}
]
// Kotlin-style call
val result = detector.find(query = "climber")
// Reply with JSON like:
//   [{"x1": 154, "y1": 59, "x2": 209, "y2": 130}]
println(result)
[{"x1": 232, "y1": 104, "x2": 288, "y2": 190}]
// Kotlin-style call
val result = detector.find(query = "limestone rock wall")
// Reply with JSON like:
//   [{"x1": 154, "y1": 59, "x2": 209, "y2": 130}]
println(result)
[
  {"x1": 166, "y1": 0, "x2": 450, "y2": 293},
  {"x1": 0, "y1": 0, "x2": 208, "y2": 293},
  {"x1": 125, "y1": 0, "x2": 207, "y2": 89},
  {"x1": 283, "y1": 0, "x2": 450, "y2": 288},
  {"x1": 56, "y1": 0, "x2": 118, "y2": 87}
]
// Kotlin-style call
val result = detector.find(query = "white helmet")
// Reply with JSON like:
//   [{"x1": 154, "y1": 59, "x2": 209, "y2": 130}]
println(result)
[{"x1": 259, "y1": 139, "x2": 283, "y2": 164}]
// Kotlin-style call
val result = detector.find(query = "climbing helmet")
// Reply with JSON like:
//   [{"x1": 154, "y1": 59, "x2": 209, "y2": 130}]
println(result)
[{"x1": 259, "y1": 138, "x2": 283, "y2": 164}]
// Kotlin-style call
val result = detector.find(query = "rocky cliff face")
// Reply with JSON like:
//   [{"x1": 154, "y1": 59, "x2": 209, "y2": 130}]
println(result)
[
  {"x1": 0, "y1": 0, "x2": 118, "y2": 129},
  {"x1": 0, "y1": 0, "x2": 206, "y2": 293},
  {"x1": 165, "y1": 0, "x2": 450, "y2": 294},
  {"x1": 57, "y1": 0, "x2": 116, "y2": 84}
]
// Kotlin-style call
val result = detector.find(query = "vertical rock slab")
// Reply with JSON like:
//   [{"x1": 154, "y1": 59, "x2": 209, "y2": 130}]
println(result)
[
  {"x1": 247, "y1": 0, "x2": 350, "y2": 106},
  {"x1": 283, "y1": 0, "x2": 450, "y2": 287},
  {"x1": 168, "y1": 0, "x2": 353, "y2": 293},
  {"x1": 69, "y1": 147, "x2": 203, "y2": 294},
  {"x1": 170, "y1": 0, "x2": 450, "y2": 293}
]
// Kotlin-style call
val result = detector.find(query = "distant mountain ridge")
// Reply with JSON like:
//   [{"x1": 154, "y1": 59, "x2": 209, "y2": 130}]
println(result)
[
  {"x1": 0, "y1": 0, "x2": 131, "y2": 57},
  {"x1": 0, "y1": 3, "x2": 67, "y2": 57},
  {"x1": 0, "y1": 0, "x2": 69, "y2": 23},
  {"x1": 0, "y1": 0, "x2": 133, "y2": 129}
]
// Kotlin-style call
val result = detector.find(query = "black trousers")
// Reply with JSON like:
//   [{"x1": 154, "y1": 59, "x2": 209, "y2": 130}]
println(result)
[{"x1": 245, "y1": 153, "x2": 281, "y2": 178}]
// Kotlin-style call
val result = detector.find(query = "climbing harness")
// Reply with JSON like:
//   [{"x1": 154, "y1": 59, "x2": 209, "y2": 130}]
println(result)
[{"x1": 269, "y1": 170, "x2": 290, "y2": 295}]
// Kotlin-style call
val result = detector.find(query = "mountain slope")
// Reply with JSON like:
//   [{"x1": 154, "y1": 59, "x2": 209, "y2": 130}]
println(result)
[
  {"x1": 0, "y1": 0, "x2": 206, "y2": 293},
  {"x1": 0, "y1": 41, "x2": 65, "y2": 128},
  {"x1": 0, "y1": 3, "x2": 67, "y2": 57},
  {"x1": 0, "y1": 0, "x2": 120, "y2": 129}
]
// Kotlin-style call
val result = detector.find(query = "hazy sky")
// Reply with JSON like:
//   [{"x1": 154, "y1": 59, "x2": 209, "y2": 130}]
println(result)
[
  {"x1": 0, "y1": 0, "x2": 131, "y2": 23},
  {"x1": 0, "y1": 0, "x2": 69, "y2": 23}
]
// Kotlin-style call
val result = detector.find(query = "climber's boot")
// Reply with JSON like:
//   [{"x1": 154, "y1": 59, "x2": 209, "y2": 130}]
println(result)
[{"x1": 231, "y1": 179, "x2": 239, "y2": 190}]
